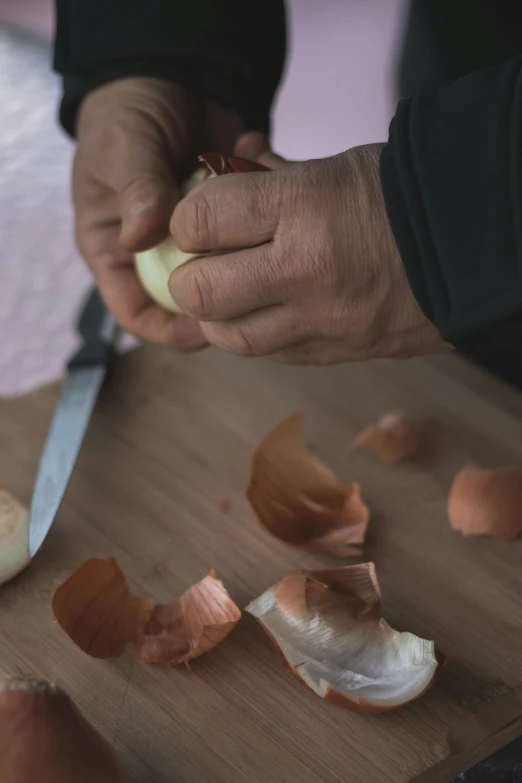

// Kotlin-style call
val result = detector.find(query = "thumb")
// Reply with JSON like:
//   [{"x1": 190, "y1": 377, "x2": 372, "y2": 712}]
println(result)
[
  {"x1": 116, "y1": 143, "x2": 179, "y2": 253},
  {"x1": 234, "y1": 131, "x2": 290, "y2": 169}
]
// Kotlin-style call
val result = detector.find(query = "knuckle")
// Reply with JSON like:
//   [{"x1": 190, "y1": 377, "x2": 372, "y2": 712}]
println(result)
[
  {"x1": 180, "y1": 191, "x2": 214, "y2": 249},
  {"x1": 221, "y1": 325, "x2": 257, "y2": 357},
  {"x1": 252, "y1": 177, "x2": 277, "y2": 222},
  {"x1": 181, "y1": 268, "x2": 215, "y2": 319},
  {"x1": 118, "y1": 172, "x2": 157, "y2": 204},
  {"x1": 79, "y1": 122, "x2": 121, "y2": 166}
]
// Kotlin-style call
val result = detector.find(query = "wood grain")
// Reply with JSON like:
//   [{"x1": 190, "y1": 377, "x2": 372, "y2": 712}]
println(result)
[{"x1": 1, "y1": 346, "x2": 522, "y2": 782}]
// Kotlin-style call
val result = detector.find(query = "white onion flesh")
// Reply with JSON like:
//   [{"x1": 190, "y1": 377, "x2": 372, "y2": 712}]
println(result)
[
  {"x1": 135, "y1": 168, "x2": 214, "y2": 313},
  {"x1": 246, "y1": 567, "x2": 441, "y2": 712},
  {"x1": 0, "y1": 488, "x2": 30, "y2": 586}
]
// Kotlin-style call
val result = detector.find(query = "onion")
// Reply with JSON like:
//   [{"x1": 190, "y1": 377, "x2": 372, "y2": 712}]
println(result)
[
  {"x1": 53, "y1": 558, "x2": 241, "y2": 665},
  {"x1": 247, "y1": 414, "x2": 369, "y2": 556},
  {"x1": 0, "y1": 679, "x2": 125, "y2": 782},
  {"x1": 448, "y1": 464, "x2": 522, "y2": 539},
  {"x1": 246, "y1": 564, "x2": 444, "y2": 713},
  {"x1": 0, "y1": 488, "x2": 30, "y2": 586},
  {"x1": 353, "y1": 412, "x2": 427, "y2": 464},
  {"x1": 135, "y1": 154, "x2": 269, "y2": 312},
  {"x1": 134, "y1": 569, "x2": 241, "y2": 665}
]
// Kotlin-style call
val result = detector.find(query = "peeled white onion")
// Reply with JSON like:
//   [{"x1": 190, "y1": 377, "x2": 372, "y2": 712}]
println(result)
[
  {"x1": 134, "y1": 167, "x2": 212, "y2": 313},
  {"x1": 135, "y1": 239, "x2": 199, "y2": 313},
  {"x1": 0, "y1": 487, "x2": 30, "y2": 586}
]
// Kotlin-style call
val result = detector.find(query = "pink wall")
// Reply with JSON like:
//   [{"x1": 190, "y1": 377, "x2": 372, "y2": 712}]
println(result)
[
  {"x1": 0, "y1": 0, "x2": 54, "y2": 39},
  {"x1": 274, "y1": 0, "x2": 405, "y2": 158},
  {"x1": 0, "y1": 0, "x2": 405, "y2": 157}
]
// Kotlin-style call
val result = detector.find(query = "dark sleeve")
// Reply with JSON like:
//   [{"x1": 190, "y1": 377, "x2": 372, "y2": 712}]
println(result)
[
  {"x1": 380, "y1": 55, "x2": 522, "y2": 384},
  {"x1": 54, "y1": 0, "x2": 286, "y2": 137}
]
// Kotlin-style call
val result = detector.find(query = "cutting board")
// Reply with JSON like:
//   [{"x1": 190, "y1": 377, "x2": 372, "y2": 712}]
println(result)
[{"x1": 1, "y1": 346, "x2": 522, "y2": 783}]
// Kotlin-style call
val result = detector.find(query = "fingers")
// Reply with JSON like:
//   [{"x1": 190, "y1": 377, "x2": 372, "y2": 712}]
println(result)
[
  {"x1": 74, "y1": 130, "x2": 179, "y2": 255},
  {"x1": 234, "y1": 131, "x2": 290, "y2": 169},
  {"x1": 200, "y1": 305, "x2": 313, "y2": 358},
  {"x1": 101, "y1": 261, "x2": 207, "y2": 350},
  {"x1": 168, "y1": 245, "x2": 285, "y2": 320},
  {"x1": 112, "y1": 140, "x2": 180, "y2": 253},
  {"x1": 71, "y1": 79, "x2": 210, "y2": 349},
  {"x1": 171, "y1": 168, "x2": 281, "y2": 253},
  {"x1": 77, "y1": 219, "x2": 207, "y2": 350},
  {"x1": 98, "y1": 257, "x2": 207, "y2": 350},
  {"x1": 268, "y1": 339, "x2": 347, "y2": 366}
]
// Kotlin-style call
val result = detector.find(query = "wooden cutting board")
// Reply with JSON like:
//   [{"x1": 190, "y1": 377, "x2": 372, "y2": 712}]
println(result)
[{"x1": 1, "y1": 346, "x2": 522, "y2": 783}]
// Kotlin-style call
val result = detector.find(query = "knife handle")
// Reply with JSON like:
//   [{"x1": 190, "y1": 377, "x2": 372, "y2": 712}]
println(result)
[{"x1": 67, "y1": 288, "x2": 117, "y2": 370}]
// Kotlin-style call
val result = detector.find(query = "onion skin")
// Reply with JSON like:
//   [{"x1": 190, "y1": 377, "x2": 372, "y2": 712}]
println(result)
[
  {"x1": 353, "y1": 412, "x2": 427, "y2": 464},
  {"x1": 0, "y1": 679, "x2": 125, "y2": 783},
  {"x1": 133, "y1": 570, "x2": 242, "y2": 666},
  {"x1": 448, "y1": 464, "x2": 522, "y2": 539},
  {"x1": 135, "y1": 154, "x2": 270, "y2": 313},
  {"x1": 246, "y1": 564, "x2": 444, "y2": 714},
  {"x1": 53, "y1": 558, "x2": 241, "y2": 665},
  {"x1": 0, "y1": 488, "x2": 30, "y2": 586},
  {"x1": 248, "y1": 414, "x2": 369, "y2": 556}
]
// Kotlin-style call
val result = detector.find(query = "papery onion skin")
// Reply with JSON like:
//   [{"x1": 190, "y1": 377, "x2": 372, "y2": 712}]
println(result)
[
  {"x1": 246, "y1": 564, "x2": 444, "y2": 714},
  {"x1": 0, "y1": 487, "x2": 30, "y2": 586},
  {"x1": 135, "y1": 155, "x2": 270, "y2": 312},
  {"x1": 198, "y1": 153, "x2": 269, "y2": 176},
  {"x1": 0, "y1": 679, "x2": 125, "y2": 783},
  {"x1": 53, "y1": 559, "x2": 241, "y2": 666},
  {"x1": 248, "y1": 414, "x2": 369, "y2": 556},
  {"x1": 448, "y1": 464, "x2": 522, "y2": 539},
  {"x1": 353, "y1": 412, "x2": 427, "y2": 464},
  {"x1": 134, "y1": 570, "x2": 241, "y2": 665},
  {"x1": 52, "y1": 558, "x2": 154, "y2": 659}
]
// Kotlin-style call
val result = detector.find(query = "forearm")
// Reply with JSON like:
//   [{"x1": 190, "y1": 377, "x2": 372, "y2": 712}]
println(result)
[
  {"x1": 54, "y1": 0, "x2": 286, "y2": 136},
  {"x1": 380, "y1": 55, "x2": 522, "y2": 377}
]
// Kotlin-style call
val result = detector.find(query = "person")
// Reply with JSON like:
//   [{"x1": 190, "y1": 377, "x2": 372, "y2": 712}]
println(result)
[{"x1": 54, "y1": 0, "x2": 522, "y2": 385}]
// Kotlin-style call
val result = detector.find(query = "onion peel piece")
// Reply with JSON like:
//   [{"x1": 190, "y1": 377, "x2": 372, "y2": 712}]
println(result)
[
  {"x1": 52, "y1": 558, "x2": 153, "y2": 658},
  {"x1": 134, "y1": 569, "x2": 242, "y2": 665},
  {"x1": 448, "y1": 464, "x2": 522, "y2": 539},
  {"x1": 247, "y1": 414, "x2": 369, "y2": 556},
  {"x1": 353, "y1": 412, "x2": 427, "y2": 463},
  {"x1": 0, "y1": 679, "x2": 125, "y2": 782},
  {"x1": 0, "y1": 488, "x2": 30, "y2": 586},
  {"x1": 246, "y1": 563, "x2": 444, "y2": 713},
  {"x1": 52, "y1": 558, "x2": 241, "y2": 665},
  {"x1": 198, "y1": 153, "x2": 269, "y2": 176}
]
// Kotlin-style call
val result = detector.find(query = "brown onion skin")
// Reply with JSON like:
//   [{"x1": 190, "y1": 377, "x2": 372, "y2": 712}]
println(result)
[
  {"x1": 0, "y1": 680, "x2": 126, "y2": 783},
  {"x1": 198, "y1": 153, "x2": 269, "y2": 176},
  {"x1": 353, "y1": 413, "x2": 427, "y2": 464},
  {"x1": 448, "y1": 465, "x2": 522, "y2": 539}
]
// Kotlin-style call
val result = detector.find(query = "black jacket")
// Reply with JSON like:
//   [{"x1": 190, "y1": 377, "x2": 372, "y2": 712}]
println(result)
[{"x1": 54, "y1": 0, "x2": 522, "y2": 385}]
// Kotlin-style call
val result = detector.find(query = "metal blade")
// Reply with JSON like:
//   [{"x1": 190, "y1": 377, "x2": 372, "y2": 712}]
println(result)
[{"x1": 28, "y1": 366, "x2": 106, "y2": 557}]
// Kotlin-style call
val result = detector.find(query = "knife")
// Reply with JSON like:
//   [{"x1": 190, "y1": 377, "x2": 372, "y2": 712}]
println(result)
[{"x1": 28, "y1": 287, "x2": 118, "y2": 558}]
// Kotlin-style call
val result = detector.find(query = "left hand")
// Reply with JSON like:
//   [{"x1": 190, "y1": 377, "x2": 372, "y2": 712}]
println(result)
[{"x1": 169, "y1": 139, "x2": 449, "y2": 364}]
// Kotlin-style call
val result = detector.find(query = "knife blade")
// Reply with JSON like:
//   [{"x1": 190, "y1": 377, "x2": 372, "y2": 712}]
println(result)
[{"x1": 28, "y1": 288, "x2": 118, "y2": 558}]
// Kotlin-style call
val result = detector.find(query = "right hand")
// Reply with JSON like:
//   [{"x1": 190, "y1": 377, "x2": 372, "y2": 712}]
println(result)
[{"x1": 73, "y1": 77, "x2": 251, "y2": 349}]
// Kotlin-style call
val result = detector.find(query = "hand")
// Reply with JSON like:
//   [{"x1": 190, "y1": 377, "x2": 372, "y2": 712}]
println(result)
[
  {"x1": 73, "y1": 78, "x2": 257, "y2": 349},
  {"x1": 168, "y1": 142, "x2": 449, "y2": 364}
]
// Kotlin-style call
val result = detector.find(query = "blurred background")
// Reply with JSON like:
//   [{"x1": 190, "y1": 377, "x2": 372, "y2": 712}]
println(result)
[{"x1": 0, "y1": 0, "x2": 404, "y2": 397}]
